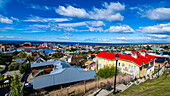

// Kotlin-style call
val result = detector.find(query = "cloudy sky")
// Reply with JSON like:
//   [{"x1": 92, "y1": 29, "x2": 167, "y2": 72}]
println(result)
[{"x1": 0, "y1": 0, "x2": 170, "y2": 43}]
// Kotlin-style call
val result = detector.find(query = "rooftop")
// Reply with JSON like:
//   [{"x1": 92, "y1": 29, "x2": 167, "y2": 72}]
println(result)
[{"x1": 96, "y1": 52, "x2": 155, "y2": 66}]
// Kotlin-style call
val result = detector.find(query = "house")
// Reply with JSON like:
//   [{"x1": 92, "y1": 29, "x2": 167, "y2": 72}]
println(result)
[
  {"x1": 31, "y1": 60, "x2": 96, "y2": 89},
  {"x1": 15, "y1": 57, "x2": 30, "y2": 65},
  {"x1": 155, "y1": 56, "x2": 169, "y2": 68},
  {"x1": 70, "y1": 56, "x2": 85, "y2": 65},
  {"x1": 0, "y1": 44, "x2": 6, "y2": 52},
  {"x1": 33, "y1": 54, "x2": 47, "y2": 63},
  {"x1": 96, "y1": 50, "x2": 155, "y2": 78}
]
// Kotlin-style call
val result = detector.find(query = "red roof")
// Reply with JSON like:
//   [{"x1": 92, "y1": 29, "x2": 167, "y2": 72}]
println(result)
[
  {"x1": 96, "y1": 52, "x2": 155, "y2": 66},
  {"x1": 131, "y1": 50, "x2": 138, "y2": 53},
  {"x1": 141, "y1": 50, "x2": 147, "y2": 52},
  {"x1": 22, "y1": 46, "x2": 36, "y2": 48}
]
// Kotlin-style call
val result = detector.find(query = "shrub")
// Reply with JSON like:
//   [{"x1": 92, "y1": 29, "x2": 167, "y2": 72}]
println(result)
[
  {"x1": 52, "y1": 52, "x2": 64, "y2": 58},
  {"x1": 143, "y1": 76, "x2": 146, "y2": 80},
  {"x1": 97, "y1": 65, "x2": 119, "y2": 79},
  {"x1": 131, "y1": 80, "x2": 135, "y2": 82},
  {"x1": 19, "y1": 63, "x2": 30, "y2": 74},
  {"x1": 8, "y1": 63, "x2": 19, "y2": 71}
]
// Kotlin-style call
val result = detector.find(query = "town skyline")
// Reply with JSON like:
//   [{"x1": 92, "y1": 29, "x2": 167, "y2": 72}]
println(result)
[{"x1": 0, "y1": 0, "x2": 170, "y2": 43}]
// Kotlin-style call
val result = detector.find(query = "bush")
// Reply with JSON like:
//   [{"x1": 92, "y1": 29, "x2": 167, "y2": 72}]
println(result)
[
  {"x1": 131, "y1": 80, "x2": 135, "y2": 82},
  {"x1": 8, "y1": 63, "x2": 19, "y2": 71},
  {"x1": 97, "y1": 65, "x2": 119, "y2": 79},
  {"x1": 52, "y1": 53, "x2": 63, "y2": 58},
  {"x1": 19, "y1": 63, "x2": 30, "y2": 74},
  {"x1": 143, "y1": 76, "x2": 146, "y2": 80}
]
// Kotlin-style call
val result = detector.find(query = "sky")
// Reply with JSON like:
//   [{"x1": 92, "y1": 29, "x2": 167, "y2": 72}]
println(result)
[{"x1": 0, "y1": 0, "x2": 170, "y2": 43}]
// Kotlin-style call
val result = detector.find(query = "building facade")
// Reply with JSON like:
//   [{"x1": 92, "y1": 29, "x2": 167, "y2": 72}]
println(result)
[{"x1": 96, "y1": 50, "x2": 155, "y2": 78}]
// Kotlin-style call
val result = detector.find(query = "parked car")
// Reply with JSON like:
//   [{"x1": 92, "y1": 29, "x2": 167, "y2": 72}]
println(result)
[{"x1": 4, "y1": 80, "x2": 9, "y2": 84}]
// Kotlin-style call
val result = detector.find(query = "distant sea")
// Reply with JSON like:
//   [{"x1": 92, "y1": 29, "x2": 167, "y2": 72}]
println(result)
[{"x1": 0, "y1": 40, "x2": 169, "y2": 46}]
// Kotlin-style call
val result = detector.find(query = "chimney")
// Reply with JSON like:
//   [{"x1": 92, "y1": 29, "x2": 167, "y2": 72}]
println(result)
[
  {"x1": 141, "y1": 50, "x2": 147, "y2": 57},
  {"x1": 131, "y1": 50, "x2": 138, "y2": 58}
]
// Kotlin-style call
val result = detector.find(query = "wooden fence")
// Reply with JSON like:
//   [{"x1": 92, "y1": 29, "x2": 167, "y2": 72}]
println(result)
[{"x1": 45, "y1": 74, "x2": 133, "y2": 96}]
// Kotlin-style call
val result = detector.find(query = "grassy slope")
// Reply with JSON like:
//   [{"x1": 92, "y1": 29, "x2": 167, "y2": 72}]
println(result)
[{"x1": 110, "y1": 69, "x2": 170, "y2": 96}]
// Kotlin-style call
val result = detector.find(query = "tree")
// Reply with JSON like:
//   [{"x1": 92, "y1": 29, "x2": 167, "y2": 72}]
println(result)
[
  {"x1": 97, "y1": 65, "x2": 119, "y2": 79},
  {"x1": 13, "y1": 51, "x2": 19, "y2": 56},
  {"x1": 52, "y1": 52, "x2": 64, "y2": 58},
  {"x1": 145, "y1": 45, "x2": 152, "y2": 50},
  {"x1": 0, "y1": 54, "x2": 12, "y2": 65},
  {"x1": 11, "y1": 73, "x2": 22, "y2": 96},
  {"x1": 18, "y1": 52, "x2": 27, "y2": 58},
  {"x1": 91, "y1": 55, "x2": 95, "y2": 59},
  {"x1": 19, "y1": 63, "x2": 30, "y2": 74},
  {"x1": 76, "y1": 60, "x2": 84, "y2": 67},
  {"x1": 95, "y1": 51, "x2": 100, "y2": 54}
]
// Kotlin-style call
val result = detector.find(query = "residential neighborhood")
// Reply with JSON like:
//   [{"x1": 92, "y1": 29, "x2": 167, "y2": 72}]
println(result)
[{"x1": 0, "y1": 42, "x2": 169, "y2": 96}]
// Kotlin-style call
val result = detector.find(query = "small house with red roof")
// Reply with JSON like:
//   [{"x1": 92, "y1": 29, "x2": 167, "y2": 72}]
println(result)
[{"x1": 96, "y1": 50, "x2": 155, "y2": 78}]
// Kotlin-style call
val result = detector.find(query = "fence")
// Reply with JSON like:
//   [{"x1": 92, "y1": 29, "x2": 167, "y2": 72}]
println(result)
[{"x1": 45, "y1": 74, "x2": 133, "y2": 96}]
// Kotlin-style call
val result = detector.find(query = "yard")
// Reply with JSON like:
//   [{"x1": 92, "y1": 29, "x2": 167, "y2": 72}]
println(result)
[{"x1": 110, "y1": 69, "x2": 170, "y2": 96}]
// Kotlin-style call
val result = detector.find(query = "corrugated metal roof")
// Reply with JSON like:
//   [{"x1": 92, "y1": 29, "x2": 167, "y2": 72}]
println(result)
[
  {"x1": 31, "y1": 60, "x2": 56, "y2": 68},
  {"x1": 33, "y1": 67, "x2": 96, "y2": 89},
  {"x1": 31, "y1": 60, "x2": 71, "y2": 68}
]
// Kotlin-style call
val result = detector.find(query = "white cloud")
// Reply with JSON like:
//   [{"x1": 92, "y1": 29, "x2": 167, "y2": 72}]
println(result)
[
  {"x1": 63, "y1": 32, "x2": 72, "y2": 36},
  {"x1": 105, "y1": 25, "x2": 135, "y2": 33},
  {"x1": 55, "y1": 5, "x2": 90, "y2": 18},
  {"x1": 116, "y1": 37, "x2": 126, "y2": 40},
  {"x1": 63, "y1": 27, "x2": 78, "y2": 32},
  {"x1": 89, "y1": 2, "x2": 125, "y2": 22},
  {"x1": 30, "y1": 5, "x2": 51, "y2": 10},
  {"x1": 58, "y1": 22, "x2": 86, "y2": 27},
  {"x1": 147, "y1": 34, "x2": 169, "y2": 38},
  {"x1": 88, "y1": 27, "x2": 103, "y2": 32},
  {"x1": 11, "y1": 17, "x2": 19, "y2": 22},
  {"x1": 138, "y1": 23, "x2": 170, "y2": 33},
  {"x1": 57, "y1": 37, "x2": 70, "y2": 40},
  {"x1": 86, "y1": 21, "x2": 105, "y2": 27},
  {"x1": 55, "y1": 2, "x2": 125, "y2": 22},
  {"x1": 146, "y1": 8, "x2": 170, "y2": 21},
  {"x1": 0, "y1": 14, "x2": 13, "y2": 24},
  {"x1": 24, "y1": 30, "x2": 46, "y2": 33},
  {"x1": 0, "y1": 36, "x2": 22, "y2": 39},
  {"x1": 24, "y1": 16, "x2": 70, "y2": 22}
]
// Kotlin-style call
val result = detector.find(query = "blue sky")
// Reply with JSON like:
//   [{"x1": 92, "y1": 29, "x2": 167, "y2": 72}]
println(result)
[{"x1": 0, "y1": 0, "x2": 170, "y2": 43}]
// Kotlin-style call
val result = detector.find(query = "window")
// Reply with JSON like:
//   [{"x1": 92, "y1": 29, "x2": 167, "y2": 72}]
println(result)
[
  {"x1": 122, "y1": 63, "x2": 125, "y2": 67},
  {"x1": 103, "y1": 59, "x2": 105, "y2": 62},
  {"x1": 119, "y1": 63, "x2": 120, "y2": 66},
  {"x1": 134, "y1": 66, "x2": 136, "y2": 69},
  {"x1": 131, "y1": 66, "x2": 133, "y2": 70},
  {"x1": 99, "y1": 64, "x2": 102, "y2": 68},
  {"x1": 108, "y1": 60, "x2": 109, "y2": 63},
  {"x1": 103, "y1": 65, "x2": 105, "y2": 68},
  {"x1": 129, "y1": 65, "x2": 131, "y2": 68}
]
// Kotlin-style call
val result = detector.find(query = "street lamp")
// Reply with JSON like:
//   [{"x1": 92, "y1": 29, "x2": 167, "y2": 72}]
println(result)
[
  {"x1": 113, "y1": 53, "x2": 119, "y2": 95},
  {"x1": 157, "y1": 65, "x2": 160, "y2": 78}
]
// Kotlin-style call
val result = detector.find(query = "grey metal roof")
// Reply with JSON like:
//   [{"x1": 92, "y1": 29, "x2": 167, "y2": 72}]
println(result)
[
  {"x1": 33, "y1": 67, "x2": 96, "y2": 89},
  {"x1": 31, "y1": 61, "x2": 56, "y2": 68},
  {"x1": 15, "y1": 58, "x2": 27, "y2": 64},
  {"x1": 31, "y1": 60, "x2": 71, "y2": 68}
]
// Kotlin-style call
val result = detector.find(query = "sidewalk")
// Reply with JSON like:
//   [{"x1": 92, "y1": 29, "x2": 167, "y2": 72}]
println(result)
[{"x1": 88, "y1": 66, "x2": 168, "y2": 96}]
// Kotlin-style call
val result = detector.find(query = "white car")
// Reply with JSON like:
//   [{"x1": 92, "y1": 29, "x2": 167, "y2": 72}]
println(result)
[
  {"x1": 4, "y1": 80, "x2": 9, "y2": 84},
  {"x1": 25, "y1": 83, "x2": 30, "y2": 87}
]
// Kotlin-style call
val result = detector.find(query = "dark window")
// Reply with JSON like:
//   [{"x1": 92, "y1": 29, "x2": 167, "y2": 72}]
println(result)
[{"x1": 140, "y1": 67, "x2": 142, "y2": 70}]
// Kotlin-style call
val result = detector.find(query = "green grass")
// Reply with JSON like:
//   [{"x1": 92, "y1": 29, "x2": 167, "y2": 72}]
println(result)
[
  {"x1": 109, "y1": 69, "x2": 170, "y2": 96},
  {"x1": 154, "y1": 68, "x2": 160, "y2": 74}
]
